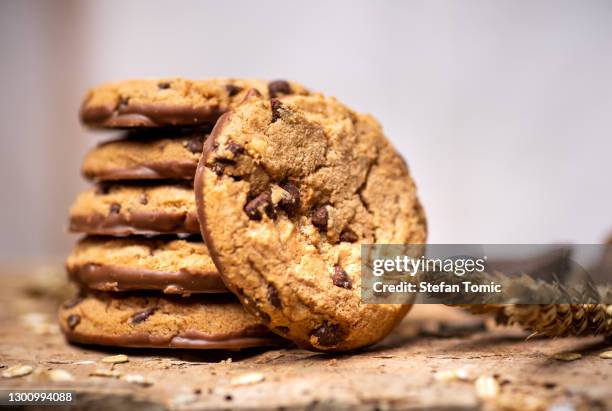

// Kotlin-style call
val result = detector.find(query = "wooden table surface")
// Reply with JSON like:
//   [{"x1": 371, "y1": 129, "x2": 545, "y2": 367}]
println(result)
[{"x1": 0, "y1": 267, "x2": 611, "y2": 411}]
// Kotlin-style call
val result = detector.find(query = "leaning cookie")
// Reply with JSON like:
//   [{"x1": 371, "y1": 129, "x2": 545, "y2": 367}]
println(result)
[
  {"x1": 82, "y1": 130, "x2": 207, "y2": 182},
  {"x1": 67, "y1": 236, "x2": 226, "y2": 295},
  {"x1": 80, "y1": 77, "x2": 308, "y2": 128},
  {"x1": 59, "y1": 292, "x2": 284, "y2": 349},
  {"x1": 69, "y1": 183, "x2": 198, "y2": 235},
  {"x1": 195, "y1": 92, "x2": 427, "y2": 351}
]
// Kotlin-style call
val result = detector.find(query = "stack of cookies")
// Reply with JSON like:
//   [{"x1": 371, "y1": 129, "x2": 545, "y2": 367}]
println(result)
[
  {"x1": 59, "y1": 78, "x2": 307, "y2": 349},
  {"x1": 60, "y1": 77, "x2": 428, "y2": 352}
]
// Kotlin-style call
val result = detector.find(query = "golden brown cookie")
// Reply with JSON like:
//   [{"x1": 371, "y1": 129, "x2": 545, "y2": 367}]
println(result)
[
  {"x1": 80, "y1": 78, "x2": 308, "y2": 128},
  {"x1": 195, "y1": 92, "x2": 427, "y2": 351},
  {"x1": 59, "y1": 291, "x2": 284, "y2": 349},
  {"x1": 67, "y1": 236, "x2": 226, "y2": 295},
  {"x1": 82, "y1": 130, "x2": 207, "y2": 182},
  {"x1": 69, "y1": 183, "x2": 198, "y2": 235}
]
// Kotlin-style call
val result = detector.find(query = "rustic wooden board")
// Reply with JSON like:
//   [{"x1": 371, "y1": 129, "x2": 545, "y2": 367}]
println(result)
[{"x1": 0, "y1": 267, "x2": 611, "y2": 410}]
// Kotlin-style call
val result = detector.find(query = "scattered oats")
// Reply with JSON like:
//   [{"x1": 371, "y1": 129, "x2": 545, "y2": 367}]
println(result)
[
  {"x1": 171, "y1": 392, "x2": 198, "y2": 406},
  {"x1": 219, "y1": 357, "x2": 233, "y2": 365},
  {"x1": 328, "y1": 359, "x2": 338, "y2": 366},
  {"x1": 73, "y1": 360, "x2": 96, "y2": 365},
  {"x1": 553, "y1": 352, "x2": 582, "y2": 361},
  {"x1": 548, "y1": 402, "x2": 576, "y2": 411},
  {"x1": 230, "y1": 372, "x2": 265, "y2": 386},
  {"x1": 101, "y1": 354, "x2": 129, "y2": 364},
  {"x1": 123, "y1": 374, "x2": 154, "y2": 387},
  {"x1": 2, "y1": 364, "x2": 33, "y2": 379},
  {"x1": 434, "y1": 369, "x2": 470, "y2": 382},
  {"x1": 22, "y1": 312, "x2": 47, "y2": 325},
  {"x1": 90, "y1": 368, "x2": 122, "y2": 378},
  {"x1": 22, "y1": 313, "x2": 59, "y2": 335},
  {"x1": 48, "y1": 369, "x2": 74, "y2": 382},
  {"x1": 475, "y1": 375, "x2": 500, "y2": 400},
  {"x1": 46, "y1": 360, "x2": 72, "y2": 364},
  {"x1": 33, "y1": 323, "x2": 60, "y2": 336},
  {"x1": 599, "y1": 351, "x2": 612, "y2": 359}
]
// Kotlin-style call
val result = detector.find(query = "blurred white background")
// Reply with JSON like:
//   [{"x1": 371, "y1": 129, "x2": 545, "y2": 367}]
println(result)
[{"x1": 1, "y1": 0, "x2": 611, "y2": 261}]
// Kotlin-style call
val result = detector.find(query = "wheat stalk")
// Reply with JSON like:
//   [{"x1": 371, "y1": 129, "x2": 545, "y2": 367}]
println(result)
[{"x1": 418, "y1": 269, "x2": 612, "y2": 338}]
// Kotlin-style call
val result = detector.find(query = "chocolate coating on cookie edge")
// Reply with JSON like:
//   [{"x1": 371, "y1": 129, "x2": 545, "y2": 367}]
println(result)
[
  {"x1": 68, "y1": 263, "x2": 228, "y2": 294},
  {"x1": 69, "y1": 210, "x2": 200, "y2": 235}
]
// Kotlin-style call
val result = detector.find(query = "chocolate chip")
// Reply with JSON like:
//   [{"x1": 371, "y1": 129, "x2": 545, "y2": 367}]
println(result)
[
  {"x1": 267, "y1": 284, "x2": 282, "y2": 308},
  {"x1": 270, "y1": 98, "x2": 283, "y2": 123},
  {"x1": 158, "y1": 82, "x2": 171, "y2": 89},
  {"x1": 332, "y1": 265, "x2": 352, "y2": 289},
  {"x1": 109, "y1": 203, "x2": 121, "y2": 214},
  {"x1": 130, "y1": 307, "x2": 157, "y2": 325},
  {"x1": 339, "y1": 228, "x2": 358, "y2": 243},
  {"x1": 62, "y1": 297, "x2": 83, "y2": 309},
  {"x1": 311, "y1": 206, "x2": 328, "y2": 231},
  {"x1": 225, "y1": 84, "x2": 243, "y2": 97},
  {"x1": 186, "y1": 135, "x2": 204, "y2": 153},
  {"x1": 244, "y1": 192, "x2": 276, "y2": 220},
  {"x1": 139, "y1": 193, "x2": 148, "y2": 205},
  {"x1": 310, "y1": 322, "x2": 346, "y2": 347},
  {"x1": 268, "y1": 80, "x2": 292, "y2": 98},
  {"x1": 211, "y1": 162, "x2": 226, "y2": 176},
  {"x1": 67, "y1": 314, "x2": 81, "y2": 330},
  {"x1": 95, "y1": 184, "x2": 110, "y2": 195},
  {"x1": 226, "y1": 141, "x2": 244, "y2": 157},
  {"x1": 278, "y1": 182, "x2": 300, "y2": 215},
  {"x1": 119, "y1": 97, "x2": 129, "y2": 107}
]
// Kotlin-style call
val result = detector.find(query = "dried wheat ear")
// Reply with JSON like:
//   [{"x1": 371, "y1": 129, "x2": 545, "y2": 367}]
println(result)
[
  {"x1": 421, "y1": 267, "x2": 612, "y2": 338},
  {"x1": 464, "y1": 303, "x2": 612, "y2": 339}
]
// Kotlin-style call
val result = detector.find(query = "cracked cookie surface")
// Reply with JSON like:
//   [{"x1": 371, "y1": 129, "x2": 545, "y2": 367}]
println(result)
[
  {"x1": 195, "y1": 92, "x2": 427, "y2": 351},
  {"x1": 69, "y1": 183, "x2": 198, "y2": 235},
  {"x1": 82, "y1": 130, "x2": 208, "y2": 182},
  {"x1": 59, "y1": 291, "x2": 283, "y2": 349},
  {"x1": 80, "y1": 77, "x2": 308, "y2": 128},
  {"x1": 67, "y1": 236, "x2": 226, "y2": 294}
]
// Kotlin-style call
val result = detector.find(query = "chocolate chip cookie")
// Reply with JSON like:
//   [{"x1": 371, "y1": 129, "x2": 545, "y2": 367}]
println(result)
[
  {"x1": 67, "y1": 236, "x2": 226, "y2": 295},
  {"x1": 195, "y1": 92, "x2": 427, "y2": 351},
  {"x1": 82, "y1": 130, "x2": 208, "y2": 182},
  {"x1": 80, "y1": 78, "x2": 308, "y2": 128},
  {"x1": 59, "y1": 291, "x2": 284, "y2": 349},
  {"x1": 69, "y1": 183, "x2": 198, "y2": 235}
]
